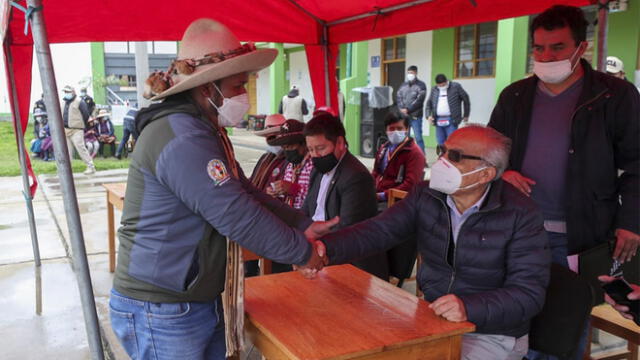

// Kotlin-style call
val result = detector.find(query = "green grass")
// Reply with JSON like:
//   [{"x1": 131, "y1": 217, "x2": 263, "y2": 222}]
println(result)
[{"x1": 0, "y1": 121, "x2": 131, "y2": 177}]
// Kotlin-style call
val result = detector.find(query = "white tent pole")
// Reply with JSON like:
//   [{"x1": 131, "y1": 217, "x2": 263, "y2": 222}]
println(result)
[
  {"x1": 134, "y1": 41, "x2": 150, "y2": 108},
  {"x1": 26, "y1": 0, "x2": 105, "y2": 358}
]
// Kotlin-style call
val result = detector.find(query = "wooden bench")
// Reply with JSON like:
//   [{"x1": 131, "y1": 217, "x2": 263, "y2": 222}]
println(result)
[
  {"x1": 102, "y1": 182, "x2": 272, "y2": 274},
  {"x1": 587, "y1": 304, "x2": 640, "y2": 360},
  {"x1": 245, "y1": 264, "x2": 475, "y2": 360}
]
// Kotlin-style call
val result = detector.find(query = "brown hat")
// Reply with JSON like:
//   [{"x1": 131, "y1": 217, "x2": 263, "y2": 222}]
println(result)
[
  {"x1": 254, "y1": 114, "x2": 286, "y2": 137},
  {"x1": 267, "y1": 119, "x2": 305, "y2": 146},
  {"x1": 148, "y1": 19, "x2": 277, "y2": 100}
]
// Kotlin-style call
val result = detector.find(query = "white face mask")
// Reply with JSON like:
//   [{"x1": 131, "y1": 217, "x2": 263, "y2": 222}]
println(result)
[
  {"x1": 532, "y1": 46, "x2": 581, "y2": 84},
  {"x1": 387, "y1": 130, "x2": 407, "y2": 145},
  {"x1": 438, "y1": 83, "x2": 448, "y2": 90},
  {"x1": 429, "y1": 157, "x2": 487, "y2": 195},
  {"x1": 406, "y1": 73, "x2": 416, "y2": 82},
  {"x1": 266, "y1": 145, "x2": 281, "y2": 154},
  {"x1": 208, "y1": 83, "x2": 250, "y2": 128}
]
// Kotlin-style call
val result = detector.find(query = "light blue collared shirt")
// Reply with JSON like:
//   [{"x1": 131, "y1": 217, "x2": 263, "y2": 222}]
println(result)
[{"x1": 446, "y1": 185, "x2": 491, "y2": 244}]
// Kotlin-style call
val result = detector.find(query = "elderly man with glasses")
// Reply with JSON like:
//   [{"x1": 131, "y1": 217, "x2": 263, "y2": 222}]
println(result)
[{"x1": 303, "y1": 124, "x2": 551, "y2": 360}]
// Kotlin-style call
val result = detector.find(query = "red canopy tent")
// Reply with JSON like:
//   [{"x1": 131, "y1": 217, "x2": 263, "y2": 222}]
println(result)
[
  {"x1": 1, "y1": 0, "x2": 595, "y2": 358},
  {"x1": 4, "y1": 0, "x2": 591, "y2": 184}
]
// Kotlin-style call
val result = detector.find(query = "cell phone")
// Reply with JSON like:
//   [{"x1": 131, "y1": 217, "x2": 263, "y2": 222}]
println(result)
[{"x1": 601, "y1": 278, "x2": 640, "y2": 325}]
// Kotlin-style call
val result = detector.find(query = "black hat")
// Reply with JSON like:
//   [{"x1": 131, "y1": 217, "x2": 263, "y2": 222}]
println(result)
[
  {"x1": 267, "y1": 119, "x2": 305, "y2": 146},
  {"x1": 435, "y1": 74, "x2": 447, "y2": 83}
]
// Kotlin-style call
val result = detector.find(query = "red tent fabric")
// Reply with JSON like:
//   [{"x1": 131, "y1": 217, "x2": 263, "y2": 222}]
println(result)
[{"x1": 2, "y1": 0, "x2": 591, "y2": 194}]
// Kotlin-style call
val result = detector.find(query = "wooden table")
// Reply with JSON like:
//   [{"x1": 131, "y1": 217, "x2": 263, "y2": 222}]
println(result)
[
  {"x1": 588, "y1": 304, "x2": 640, "y2": 360},
  {"x1": 102, "y1": 182, "x2": 126, "y2": 273},
  {"x1": 245, "y1": 264, "x2": 475, "y2": 360}
]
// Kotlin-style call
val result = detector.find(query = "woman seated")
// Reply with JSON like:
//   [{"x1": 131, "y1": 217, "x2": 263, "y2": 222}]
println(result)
[
  {"x1": 84, "y1": 118, "x2": 100, "y2": 158},
  {"x1": 95, "y1": 109, "x2": 117, "y2": 158}
]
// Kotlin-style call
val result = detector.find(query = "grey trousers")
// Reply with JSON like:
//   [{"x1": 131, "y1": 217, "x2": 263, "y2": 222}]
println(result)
[
  {"x1": 65, "y1": 128, "x2": 94, "y2": 167},
  {"x1": 462, "y1": 333, "x2": 529, "y2": 360}
]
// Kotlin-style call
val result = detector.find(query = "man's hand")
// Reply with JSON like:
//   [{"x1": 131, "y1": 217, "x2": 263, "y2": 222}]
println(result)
[
  {"x1": 501, "y1": 170, "x2": 536, "y2": 196},
  {"x1": 429, "y1": 294, "x2": 467, "y2": 322},
  {"x1": 613, "y1": 229, "x2": 640, "y2": 263},
  {"x1": 304, "y1": 216, "x2": 340, "y2": 239},
  {"x1": 400, "y1": 108, "x2": 408, "y2": 115},
  {"x1": 427, "y1": 116, "x2": 435, "y2": 125},
  {"x1": 598, "y1": 275, "x2": 640, "y2": 321},
  {"x1": 270, "y1": 180, "x2": 293, "y2": 196},
  {"x1": 295, "y1": 241, "x2": 329, "y2": 279},
  {"x1": 462, "y1": 117, "x2": 469, "y2": 123}
]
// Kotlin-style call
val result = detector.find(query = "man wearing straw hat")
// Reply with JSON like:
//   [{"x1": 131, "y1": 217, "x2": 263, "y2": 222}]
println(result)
[{"x1": 110, "y1": 19, "x2": 336, "y2": 359}]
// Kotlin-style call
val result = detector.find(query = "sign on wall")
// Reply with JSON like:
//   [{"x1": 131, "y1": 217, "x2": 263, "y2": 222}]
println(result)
[{"x1": 371, "y1": 56, "x2": 380, "y2": 68}]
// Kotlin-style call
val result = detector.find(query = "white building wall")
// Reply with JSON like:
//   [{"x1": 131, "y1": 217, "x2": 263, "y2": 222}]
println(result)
[
  {"x1": 367, "y1": 40, "x2": 381, "y2": 86},
  {"x1": 453, "y1": 78, "x2": 496, "y2": 125},
  {"x1": 288, "y1": 50, "x2": 314, "y2": 122},
  {"x1": 0, "y1": 43, "x2": 93, "y2": 114},
  {"x1": 255, "y1": 67, "x2": 271, "y2": 115},
  {"x1": 406, "y1": 31, "x2": 433, "y2": 88}
]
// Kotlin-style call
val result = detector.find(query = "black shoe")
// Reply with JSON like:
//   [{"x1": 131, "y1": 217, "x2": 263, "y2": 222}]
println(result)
[{"x1": 115, "y1": 154, "x2": 122, "y2": 160}]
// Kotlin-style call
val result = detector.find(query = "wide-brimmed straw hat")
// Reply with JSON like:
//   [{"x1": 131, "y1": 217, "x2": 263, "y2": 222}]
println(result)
[
  {"x1": 96, "y1": 109, "x2": 111, "y2": 119},
  {"x1": 266, "y1": 119, "x2": 305, "y2": 146},
  {"x1": 254, "y1": 114, "x2": 286, "y2": 137},
  {"x1": 148, "y1": 19, "x2": 277, "y2": 100}
]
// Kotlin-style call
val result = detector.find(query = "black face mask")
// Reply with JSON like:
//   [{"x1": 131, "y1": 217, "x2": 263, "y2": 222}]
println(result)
[
  {"x1": 285, "y1": 149, "x2": 304, "y2": 165},
  {"x1": 312, "y1": 153, "x2": 339, "y2": 174}
]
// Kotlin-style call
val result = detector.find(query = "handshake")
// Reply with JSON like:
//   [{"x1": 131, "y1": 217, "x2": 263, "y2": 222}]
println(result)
[{"x1": 295, "y1": 216, "x2": 340, "y2": 279}]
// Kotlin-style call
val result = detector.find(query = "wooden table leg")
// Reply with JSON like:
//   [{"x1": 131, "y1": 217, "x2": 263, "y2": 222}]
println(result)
[{"x1": 107, "y1": 194, "x2": 115, "y2": 273}]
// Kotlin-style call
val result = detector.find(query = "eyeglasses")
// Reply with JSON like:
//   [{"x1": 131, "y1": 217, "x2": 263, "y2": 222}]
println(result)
[{"x1": 437, "y1": 145, "x2": 486, "y2": 163}]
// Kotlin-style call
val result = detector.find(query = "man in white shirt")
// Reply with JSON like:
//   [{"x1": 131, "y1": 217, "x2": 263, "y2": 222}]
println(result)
[
  {"x1": 302, "y1": 113, "x2": 388, "y2": 279},
  {"x1": 425, "y1": 74, "x2": 471, "y2": 145}
]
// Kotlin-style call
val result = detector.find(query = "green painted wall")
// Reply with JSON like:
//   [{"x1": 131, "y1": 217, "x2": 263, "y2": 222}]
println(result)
[
  {"x1": 607, "y1": 0, "x2": 640, "y2": 80},
  {"x1": 427, "y1": 28, "x2": 456, "y2": 148},
  {"x1": 269, "y1": 43, "x2": 286, "y2": 114},
  {"x1": 342, "y1": 41, "x2": 368, "y2": 155},
  {"x1": 494, "y1": 16, "x2": 529, "y2": 99},
  {"x1": 90, "y1": 42, "x2": 106, "y2": 104}
]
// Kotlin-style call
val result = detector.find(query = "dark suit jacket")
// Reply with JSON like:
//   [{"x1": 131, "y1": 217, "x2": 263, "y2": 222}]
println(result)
[{"x1": 303, "y1": 152, "x2": 388, "y2": 279}]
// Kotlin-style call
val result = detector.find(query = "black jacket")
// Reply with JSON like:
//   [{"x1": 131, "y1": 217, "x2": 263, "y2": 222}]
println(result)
[
  {"x1": 424, "y1": 81, "x2": 470, "y2": 125},
  {"x1": 396, "y1": 79, "x2": 427, "y2": 119},
  {"x1": 302, "y1": 151, "x2": 388, "y2": 278},
  {"x1": 489, "y1": 59, "x2": 639, "y2": 254},
  {"x1": 321, "y1": 180, "x2": 550, "y2": 337}
]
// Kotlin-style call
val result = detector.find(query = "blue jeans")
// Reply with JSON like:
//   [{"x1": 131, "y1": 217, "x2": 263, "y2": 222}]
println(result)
[
  {"x1": 109, "y1": 289, "x2": 226, "y2": 360},
  {"x1": 409, "y1": 117, "x2": 425, "y2": 153},
  {"x1": 527, "y1": 231, "x2": 589, "y2": 360},
  {"x1": 435, "y1": 120, "x2": 458, "y2": 145},
  {"x1": 116, "y1": 120, "x2": 138, "y2": 157}
]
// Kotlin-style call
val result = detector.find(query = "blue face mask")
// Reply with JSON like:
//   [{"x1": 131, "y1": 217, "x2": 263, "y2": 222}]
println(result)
[
  {"x1": 387, "y1": 130, "x2": 407, "y2": 145},
  {"x1": 63, "y1": 93, "x2": 73, "y2": 101}
]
